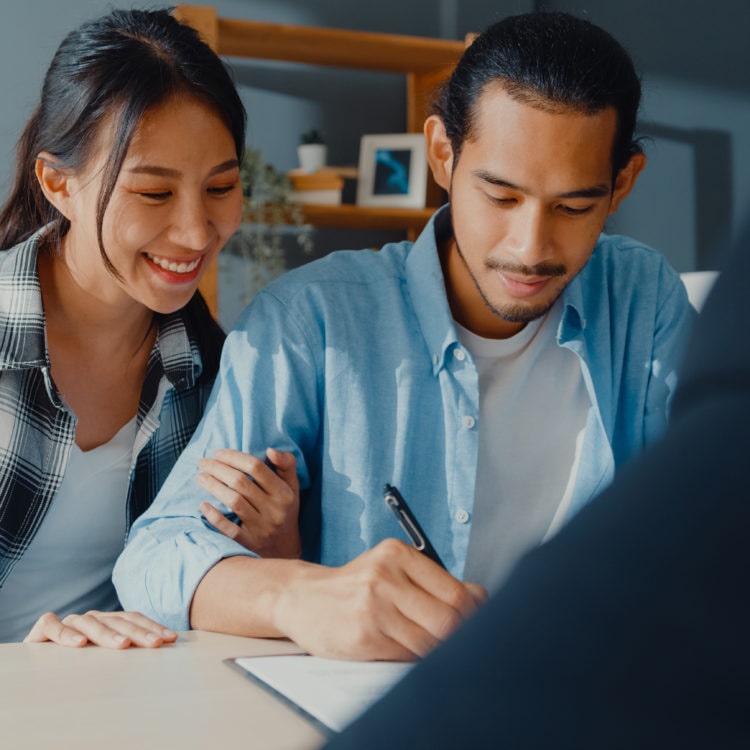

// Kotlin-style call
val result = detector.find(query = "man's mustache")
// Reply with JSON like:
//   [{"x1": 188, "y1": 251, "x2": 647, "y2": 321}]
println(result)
[{"x1": 486, "y1": 259, "x2": 567, "y2": 277}]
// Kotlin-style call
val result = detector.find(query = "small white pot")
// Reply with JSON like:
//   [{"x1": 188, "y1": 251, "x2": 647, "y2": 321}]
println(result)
[{"x1": 297, "y1": 143, "x2": 327, "y2": 173}]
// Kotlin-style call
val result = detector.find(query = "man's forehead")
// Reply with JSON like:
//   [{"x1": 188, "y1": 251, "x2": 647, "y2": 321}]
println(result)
[{"x1": 466, "y1": 84, "x2": 618, "y2": 165}]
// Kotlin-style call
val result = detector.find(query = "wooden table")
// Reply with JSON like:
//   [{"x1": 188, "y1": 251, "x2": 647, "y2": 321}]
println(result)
[{"x1": 0, "y1": 630, "x2": 327, "y2": 750}]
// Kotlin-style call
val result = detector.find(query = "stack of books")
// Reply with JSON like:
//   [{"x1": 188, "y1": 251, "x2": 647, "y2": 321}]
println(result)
[{"x1": 287, "y1": 168, "x2": 345, "y2": 205}]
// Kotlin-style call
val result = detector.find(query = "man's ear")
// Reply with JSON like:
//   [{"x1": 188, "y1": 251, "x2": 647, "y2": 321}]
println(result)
[
  {"x1": 609, "y1": 151, "x2": 647, "y2": 215},
  {"x1": 35, "y1": 152, "x2": 74, "y2": 218},
  {"x1": 424, "y1": 115, "x2": 455, "y2": 192}
]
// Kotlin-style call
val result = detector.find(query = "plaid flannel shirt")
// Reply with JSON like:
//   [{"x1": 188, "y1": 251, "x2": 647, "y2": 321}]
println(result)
[{"x1": 0, "y1": 231, "x2": 224, "y2": 587}]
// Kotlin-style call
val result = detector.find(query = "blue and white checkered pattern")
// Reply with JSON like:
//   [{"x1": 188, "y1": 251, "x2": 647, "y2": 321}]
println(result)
[{"x1": 0, "y1": 231, "x2": 223, "y2": 586}]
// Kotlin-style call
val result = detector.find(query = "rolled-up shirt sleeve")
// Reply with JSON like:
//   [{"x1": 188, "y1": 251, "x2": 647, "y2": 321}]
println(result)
[
  {"x1": 113, "y1": 289, "x2": 320, "y2": 630},
  {"x1": 114, "y1": 515, "x2": 256, "y2": 631}
]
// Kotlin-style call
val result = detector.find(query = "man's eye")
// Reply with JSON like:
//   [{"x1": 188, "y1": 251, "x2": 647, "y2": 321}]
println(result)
[
  {"x1": 560, "y1": 205, "x2": 593, "y2": 216},
  {"x1": 488, "y1": 195, "x2": 515, "y2": 206}
]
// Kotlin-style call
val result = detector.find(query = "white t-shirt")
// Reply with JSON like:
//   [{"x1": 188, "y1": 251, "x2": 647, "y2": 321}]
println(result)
[
  {"x1": 460, "y1": 300, "x2": 590, "y2": 593},
  {"x1": 0, "y1": 418, "x2": 135, "y2": 643}
]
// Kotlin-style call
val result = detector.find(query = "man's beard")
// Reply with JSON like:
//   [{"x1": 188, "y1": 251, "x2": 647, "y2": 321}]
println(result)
[{"x1": 453, "y1": 235, "x2": 568, "y2": 324}]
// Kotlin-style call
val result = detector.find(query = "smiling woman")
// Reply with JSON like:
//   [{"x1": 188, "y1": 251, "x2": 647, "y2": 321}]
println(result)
[
  {"x1": 41, "y1": 93, "x2": 244, "y2": 320},
  {"x1": 0, "y1": 9, "x2": 301, "y2": 648}
]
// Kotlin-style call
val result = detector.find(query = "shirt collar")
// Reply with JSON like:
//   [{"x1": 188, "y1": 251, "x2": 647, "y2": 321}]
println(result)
[
  {"x1": 404, "y1": 206, "x2": 462, "y2": 375},
  {"x1": 404, "y1": 206, "x2": 595, "y2": 367},
  {"x1": 0, "y1": 231, "x2": 48, "y2": 369},
  {"x1": 153, "y1": 310, "x2": 202, "y2": 390},
  {"x1": 557, "y1": 248, "x2": 594, "y2": 345}
]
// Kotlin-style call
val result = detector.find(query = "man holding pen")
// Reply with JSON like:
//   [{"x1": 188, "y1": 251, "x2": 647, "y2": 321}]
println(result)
[{"x1": 114, "y1": 12, "x2": 693, "y2": 660}]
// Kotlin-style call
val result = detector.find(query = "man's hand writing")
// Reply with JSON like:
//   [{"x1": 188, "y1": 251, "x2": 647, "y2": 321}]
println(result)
[{"x1": 273, "y1": 538, "x2": 487, "y2": 661}]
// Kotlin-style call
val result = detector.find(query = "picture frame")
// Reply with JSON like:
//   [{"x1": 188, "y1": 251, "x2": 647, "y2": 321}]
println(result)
[{"x1": 355, "y1": 133, "x2": 428, "y2": 209}]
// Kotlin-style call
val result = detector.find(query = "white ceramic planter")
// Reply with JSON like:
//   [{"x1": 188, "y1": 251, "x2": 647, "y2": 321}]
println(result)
[{"x1": 297, "y1": 143, "x2": 327, "y2": 173}]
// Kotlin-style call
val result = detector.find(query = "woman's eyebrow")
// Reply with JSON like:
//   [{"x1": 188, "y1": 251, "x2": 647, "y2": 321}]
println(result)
[{"x1": 125, "y1": 159, "x2": 239, "y2": 178}]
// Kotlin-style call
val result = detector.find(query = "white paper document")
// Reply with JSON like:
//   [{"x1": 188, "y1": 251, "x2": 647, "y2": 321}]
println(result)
[{"x1": 228, "y1": 654, "x2": 413, "y2": 734}]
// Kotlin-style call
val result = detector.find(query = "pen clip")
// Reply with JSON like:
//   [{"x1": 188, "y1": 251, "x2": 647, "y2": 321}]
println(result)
[
  {"x1": 384, "y1": 484, "x2": 446, "y2": 569},
  {"x1": 384, "y1": 492, "x2": 427, "y2": 551}
]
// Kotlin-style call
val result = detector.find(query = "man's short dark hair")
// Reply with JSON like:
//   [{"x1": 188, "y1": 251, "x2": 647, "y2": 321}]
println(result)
[{"x1": 433, "y1": 12, "x2": 642, "y2": 177}]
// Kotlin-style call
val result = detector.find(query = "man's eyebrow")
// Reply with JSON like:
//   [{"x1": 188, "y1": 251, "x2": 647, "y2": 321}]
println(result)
[
  {"x1": 558, "y1": 185, "x2": 610, "y2": 199},
  {"x1": 125, "y1": 159, "x2": 240, "y2": 178},
  {"x1": 472, "y1": 169, "x2": 610, "y2": 199}
]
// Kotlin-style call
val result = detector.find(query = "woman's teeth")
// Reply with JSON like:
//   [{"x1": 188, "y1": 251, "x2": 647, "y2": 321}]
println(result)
[{"x1": 146, "y1": 253, "x2": 200, "y2": 274}]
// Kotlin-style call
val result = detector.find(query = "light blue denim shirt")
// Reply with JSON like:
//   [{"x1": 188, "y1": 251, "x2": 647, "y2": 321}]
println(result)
[{"x1": 113, "y1": 209, "x2": 694, "y2": 630}]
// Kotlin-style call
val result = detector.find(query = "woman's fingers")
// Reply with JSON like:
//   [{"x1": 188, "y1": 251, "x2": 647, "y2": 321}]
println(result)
[
  {"x1": 198, "y1": 448, "x2": 302, "y2": 558},
  {"x1": 24, "y1": 612, "x2": 87, "y2": 647},
  {"x1": 23, "y1": 610, "x2": 177, "y2": 649},
  {"x1": 200, "y1": 501, "x2": 249, "y2": 543}
]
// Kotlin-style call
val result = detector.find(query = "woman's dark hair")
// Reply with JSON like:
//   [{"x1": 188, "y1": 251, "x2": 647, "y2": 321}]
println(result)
[
  {"x1": 433, "y1": 12, "x2": 642, "y2": 178},
  {"x1": 0, "y1": 7, "x2": 246, "y2": 275}
]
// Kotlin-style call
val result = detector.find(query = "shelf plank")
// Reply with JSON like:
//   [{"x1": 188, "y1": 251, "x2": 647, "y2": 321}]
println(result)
[
  {"x1": 242, "y1": 203, "x2": 435, "y2": 232},
  {"x1": 299, "y1": 204, "x2": 434, "y2": 231},
  {"x1": 174, "y1": 4, "x2": 456, "y2": 315},
  {"x1": 216, "y1": 18, "x2": 465, "y2": 74}
]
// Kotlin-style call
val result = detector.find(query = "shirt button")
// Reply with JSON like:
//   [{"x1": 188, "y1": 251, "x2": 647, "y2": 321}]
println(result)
[
  {"x1": 462, "y1": 415, "x2": 476, "y2": 430},
  {"x1": 454, "y1": 509, "x2": 470, "y2": 524},
  {"x1": 454, "y1": 348, "x2": 466, "y2": 361}
]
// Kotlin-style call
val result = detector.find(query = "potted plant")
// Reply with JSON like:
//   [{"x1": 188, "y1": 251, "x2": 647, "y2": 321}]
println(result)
[
  {"x1": 219, "y1": 147, "x2": 313, "y2": 322},
  {"x1": 297, "y1": 128, "x2": 327, "y2": 173}
]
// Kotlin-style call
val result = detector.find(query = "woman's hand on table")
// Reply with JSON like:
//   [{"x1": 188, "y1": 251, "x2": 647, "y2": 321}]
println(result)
[{"x1": 24, "y1": 610, "x2": 178, "y2": 648}]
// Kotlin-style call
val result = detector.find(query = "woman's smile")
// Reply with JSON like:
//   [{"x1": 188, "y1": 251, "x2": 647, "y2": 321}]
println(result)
[{"x1": 144, "y1": 252, "x2": 203, "y2": 276}]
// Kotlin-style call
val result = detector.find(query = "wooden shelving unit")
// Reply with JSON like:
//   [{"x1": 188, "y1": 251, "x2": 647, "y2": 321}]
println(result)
[
  {"x1": 299, "y1": 204, "x2": 435, "y2": 232},
  {"x1": 174, "y1": 4, "x2": 466, "y2": 314}
]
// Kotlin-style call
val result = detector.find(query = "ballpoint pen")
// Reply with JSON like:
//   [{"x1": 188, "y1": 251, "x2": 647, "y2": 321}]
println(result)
[{"x1": 383, "y1": 483, "x2": 446, "y2": 569}]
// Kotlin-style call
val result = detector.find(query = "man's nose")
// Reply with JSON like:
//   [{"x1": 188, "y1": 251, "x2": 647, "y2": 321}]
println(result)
[{"x1": 506, "y1": 204, "x2": 551, "y2": 265}]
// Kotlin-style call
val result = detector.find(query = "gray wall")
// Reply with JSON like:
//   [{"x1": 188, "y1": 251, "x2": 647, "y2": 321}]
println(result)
[
  {"x1": 0, "y1": 0, "x2": 534, "y2": 192},
  {"x1": 539, "y1": 0, "x2": 750, "y2": 272},
  {"x1": 1, "y1": 0, "x2": 747, "y2": 284}
]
